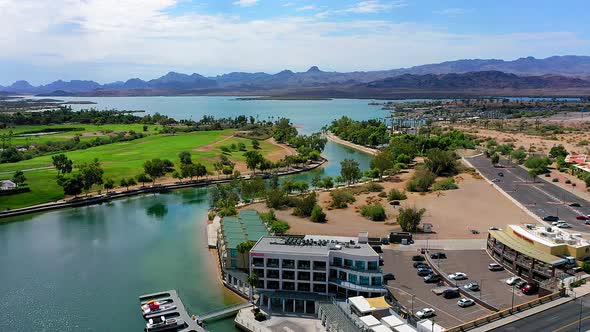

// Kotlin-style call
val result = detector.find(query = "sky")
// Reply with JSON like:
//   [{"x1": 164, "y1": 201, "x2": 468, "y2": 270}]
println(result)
[{"x1": 1, "y1": 0, "x2": 589, "y2": 85}]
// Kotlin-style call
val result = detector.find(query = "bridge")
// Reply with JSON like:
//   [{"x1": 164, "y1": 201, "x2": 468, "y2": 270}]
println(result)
[{"x1": 197, "y1": 302, "x2": 254, "y2": 321}]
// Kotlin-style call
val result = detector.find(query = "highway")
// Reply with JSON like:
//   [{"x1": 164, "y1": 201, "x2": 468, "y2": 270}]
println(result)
[
  {"x1": 493, "y1": 294, "x2": 590, "y2": 332},
  {"x1": 468, "y1": 154, "x2": 590, "y2": 233}
]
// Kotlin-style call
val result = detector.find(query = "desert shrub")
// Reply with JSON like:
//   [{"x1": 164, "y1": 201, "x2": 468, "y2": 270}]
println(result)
[
  {"x1": 361, "y1": 203, "x2": 386, "y2": 221},
  {"x1": 552, "y1": 178, "x2": 559, "y2": 182},
  {"x1": 544, "y1": 173, "x2": 551, "y2": 177},
  {"x1": 266, "y1": 188, "x2": 289, "y2": 209},
  {"x1": 387, "y1": 188, "x2": 407, "y2": 201},
  {"x1": 270, "y1": 220, "x2": 290, "y2": 234},
  {"x1": 365, "y1": 182, "x2": 384, "y2": 192},
  {"x1": 432, "y1": 177, "x2": 459, "y2": 191},
  {"x1": 378, "y1": 192, "x2": 387, "y2": 198},
  {"x1": 406, "y1": 168, "x2": 436, "y2": 192},
  {"x1": 566, "y1": 179, "x2": 572, "y2": 184},
  {"x1": 310, "y1": 205, "x2": 327, "y2": 223},
  {"x1": 330, "y1": 189, "x2": 356, "y2": 208},
  {"x1": 293, "y1": 193, "x2": 317, "y2": 217},
  {"x1": 397, "y1": 206, "x2": 426, "y2": 232}
]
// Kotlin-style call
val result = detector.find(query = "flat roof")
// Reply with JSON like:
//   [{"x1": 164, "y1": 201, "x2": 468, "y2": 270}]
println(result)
[
  {"x1": 382, "y1": 315, "x2": 405, "y2": 328},
  {"x1": 489, "y1": 230, "x2": 566, "y2": 266},
  {"x1": 251, "y1": 236, "x2": 378, "y2": 257},
  {"x1": 510, "y1": 225, "x2": 589, "y2": 248},
  {"x1": 349, "y1": 296, "x2": 374, "y2": 314},
  {"x1": 371, "y1": 325, "x2": 393, "y2": 332},
  {"x1": 360, "y1": 315, "x2": 381, "y2": 327},
  {"x1": 220, "y1": 210, "x2": 270, "y2": 250}
]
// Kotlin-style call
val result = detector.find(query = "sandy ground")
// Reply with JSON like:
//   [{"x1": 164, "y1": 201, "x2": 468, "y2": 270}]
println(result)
[{"x1": 242, "y1": 171, "x2": 538, "y2": 240}]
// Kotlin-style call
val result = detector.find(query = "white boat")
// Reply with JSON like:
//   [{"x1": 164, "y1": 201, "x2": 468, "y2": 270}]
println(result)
[
  {"x1": 145, "y1": 316, "x2": 185, "y2": 332},
  {"x1": 141, "y1": 300, "x2": 177, "y2": 317}
]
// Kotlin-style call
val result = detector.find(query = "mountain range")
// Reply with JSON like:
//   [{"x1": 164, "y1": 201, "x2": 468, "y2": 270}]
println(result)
[{"x1": 2, "y1": 55, "x2": 590, "y2": 98}]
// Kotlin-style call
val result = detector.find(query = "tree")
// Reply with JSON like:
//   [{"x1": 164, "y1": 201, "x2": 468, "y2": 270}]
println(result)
[
  {"x1": 251, "y1": 140, "x2": 260, "y2": 149},
  {"x1": 51, "y1": 154, "x2": 73, "y2": 176},
  {"x1": 246, "y1": 273, "x2": 259, "y2": 301},
  {"x1": 425, "y1": 148, "x2": 458, "y2": 176},
  {"x1": 491, "y1": 153, "x2": 500, "y2": 165},
  {"x1": 127, "y1": 177, "x2": 137, "y2": 188},
  {"x1": 549, "y1": 145, "x2": 568, "y2": 159},
  {"x1": 371, "y1": 150, "x2": 394, "y2": 179},
  {"x1": 340, "y1": 159, "x2": 362, "y2": 185},
  {"x1": 172, "y1": 171, "x2": 183, "y2": 182},
  {"x1": 143, "y1": 158, "x2": 166, "y2": 184},
  {"x1": 528, "y1": 168, "x2": 539, "y2": 182},
  {"x1": 397, "y1": 206, "x2": 426, "y2": 232},
  {"x1": 179, "y1": 151, "x2": 192, "y2": 165},
  {"x1": 57, "y1": 173, "x2": 84, "y2": 197},
  {"x1": 104, "y1": 178, "x2": 114, "y2": 193},
  {"x1": 524, "y1": 156, "x2": 550, "y2": 174},
  {"x1": 310, "y1": 205, "x2": 327, "y2": 223},
  {"x1": 510, "y1": 148, "x2": 527, "y2": 164},
  {"x1": 120, "y1": 178, "x2": 128, "y2": 190},
  {"x1": 293, "y1": 193, "x2": 318, "y2": 217},
  {"x1": 79, "y1": 158, "x2": 104, "y2": 194},
  {"x1": 406, "y1": 168, "x2": 436, "y2": 192},
  {"x1": 311, "y1": 174, "x2": 322, "y2": 188},
  {"x1": 236, "y1": 240, "x2": 256, "y2": 271},
  {"x1": 243, "y1": 151, "x2": 263, "y2": 173},
  {"x1": 136, "y1": 173, "x2": 151, "y2": 187},
  {"x1": 12, "y1": 170, "x2": 26, "y2": 186},
  {"x1": 322, "y1": 176, "x2": 334, "y2": 189}
]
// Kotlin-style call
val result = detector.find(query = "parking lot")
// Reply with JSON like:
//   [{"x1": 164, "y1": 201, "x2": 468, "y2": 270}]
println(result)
[
  {"x1": 381, "y1": 249, "x2": 491, "y2": 328},
  {"x1": 430, "y1": 250, "x2": 532, "y2": 310}
]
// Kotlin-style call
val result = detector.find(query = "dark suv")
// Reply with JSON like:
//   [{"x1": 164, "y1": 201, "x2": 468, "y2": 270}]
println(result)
[
  {"x1": 430, "y1": 252, "x2": 447, "y2": 259},
  {"x1": 443, "y1": 288, "x2": 460, "y2": 299},
  {"x1": 424, "y1": 274, "x2": 441, "y2": 283}
]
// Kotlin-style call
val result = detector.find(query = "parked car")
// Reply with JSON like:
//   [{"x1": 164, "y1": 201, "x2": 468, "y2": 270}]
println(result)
[
  {"x1": 413, "y1": 262, "x2": 429, "y2": 268},
  {"x1": 448, "y1": 272, "x2": 468, "y2": 280},
  {"x1": 383, "y1": 273, "x2": 395, "y2": 281},
  {"x1": 570, "y1": 203, "x2": 582, "y2": 207},
  {"x1": 577, "y1": 215, "x2": 590, "y2": 221},
  {"x1": 557, "y1": 223, "x2": 572, "y2": 229},
  {"x1": 424, "y1": 274, "x2": 441, "y2": 283},
  {"x1": 491, "y1": 178, "x2": 502, "y2": 183},
  {"x1": 488, "y1": 263, "x2": 504, "y2": 271},
  {"x1": 417, "y1": 268, "x2": 433, "y2": 277},
  {"x1": 585, "y1": 220, "x2": 590, "y2": 225},
  {"x1": 498, "y1": 172, "x2": 504, "y2": 177},
  {"x1": 515, "y1": 280, "x2": 528, "y2": 289},
  {"x1": 430, "y1": 252, "x2": 447, "y2": 259},
  {"x1": 412, "y1": 255, "x2": 425, "y2": 262},
  {"x1": 522, "y1": 283, "x2": 538, "y2": 295},
  {"x1": 464, "y1": 282, "x2": 479, "y2": 291},
  {"x1": 443, "y1": 289, "x2": 460, "y2": 299},
  {"x1": 506, "y1": 277, "x2": 521, "y2": 286},
  {"x1": 543, "y1": 215, "x2": 559, "y2": 222},
  {"x1": 489, "y1": 226, "x2": 500, "y2": 230},
  {"x1": 457, "y1": 298, "x2": 475, "y2": 307},
  {"x1": 415, "y1": 308, "x2": 435, "y2": 319}
]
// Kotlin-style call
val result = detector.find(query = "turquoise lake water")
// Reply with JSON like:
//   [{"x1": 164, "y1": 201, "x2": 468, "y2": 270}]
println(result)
[{"x1": 0, "y1": 97, "x2": 387, "y2": 332}]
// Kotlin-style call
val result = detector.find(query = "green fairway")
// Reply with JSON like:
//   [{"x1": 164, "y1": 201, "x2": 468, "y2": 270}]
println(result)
[{"x1": 0, "y1": 129, "x2": 282, "y2": 210}]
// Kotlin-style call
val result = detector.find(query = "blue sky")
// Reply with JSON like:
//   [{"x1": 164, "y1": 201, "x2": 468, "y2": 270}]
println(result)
[{"x1": 0, "y1": 0, "x2": 588, "y2": 85}]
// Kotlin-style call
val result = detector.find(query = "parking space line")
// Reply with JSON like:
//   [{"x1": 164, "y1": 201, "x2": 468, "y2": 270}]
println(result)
[{"x1": 388, "y1": 286, "x2": 467, "y2": 324}]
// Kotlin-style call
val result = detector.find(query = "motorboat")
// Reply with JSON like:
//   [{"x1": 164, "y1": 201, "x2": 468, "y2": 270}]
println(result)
[
  {"x1": 141, "y1": 300, "x2": 177, "y2": 317},
  {"x1": 145, "y1": 316, "x2": 185, "y2": 332}
]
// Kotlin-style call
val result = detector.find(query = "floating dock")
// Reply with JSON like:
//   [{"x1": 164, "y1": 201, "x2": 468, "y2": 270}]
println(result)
[{"x1": 139, "y1": 290, "x2": 207, "y2": 332}]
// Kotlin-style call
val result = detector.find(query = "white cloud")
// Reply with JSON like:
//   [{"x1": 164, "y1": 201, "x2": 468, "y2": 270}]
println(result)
[
  {"x1": 433, "y1": 8, "x2": 474, "y2": 15},
  {"x1": 282, "y1": 1, "x2": 295, "y2": 7},
  {"x1": 342, "y1": 0, "x2": 405, "y2": 14},
  {"x1": 233, "y1": 0, "x2": 258, "y2": 7},
  {"x1": 0, "y1": 0, "x2": 587, "y2": 83},
  {"x1": 296, "y1": 5, "x2": 317, "y2": 11}
]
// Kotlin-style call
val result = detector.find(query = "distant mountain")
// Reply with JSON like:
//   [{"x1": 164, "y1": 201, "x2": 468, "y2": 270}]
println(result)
[{"x1": 3, "y1": 55, "x2": 590, "y2": 97}]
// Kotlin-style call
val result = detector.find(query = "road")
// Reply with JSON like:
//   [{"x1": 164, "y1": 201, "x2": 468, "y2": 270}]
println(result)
[
  {"x1": 493, "y1": 294, "x2": 590, "y2": 332},
  {"x1": 468, "y1": 155, "x2": 590, "y2": 233}
]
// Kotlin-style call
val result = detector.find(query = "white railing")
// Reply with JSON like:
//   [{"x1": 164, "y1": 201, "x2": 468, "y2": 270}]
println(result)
[{"x1": 234, "y1": 308, "x2": 272, "y2": 332}]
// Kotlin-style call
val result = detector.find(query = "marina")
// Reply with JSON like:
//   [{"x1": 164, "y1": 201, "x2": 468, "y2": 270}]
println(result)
[{"x1": 139, "y1": 290, "x2": 206, "y2": 332}]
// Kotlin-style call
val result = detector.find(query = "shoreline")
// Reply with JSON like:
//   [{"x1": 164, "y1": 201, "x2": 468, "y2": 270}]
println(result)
[{"x1": 325, "y1": 132, "x2": 379, "y2": 156}]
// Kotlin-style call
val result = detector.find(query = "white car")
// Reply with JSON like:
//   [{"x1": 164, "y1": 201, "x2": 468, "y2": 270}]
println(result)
[
  {"x1": 557, "y1": 223, "x2": 571, "y2": 228},
  {"x1": 415, "y1": 308, "x2": 435, "y2": 319},
  {"x1": 506, "y1": 276, "x2": 521, "y2": 285},
  {"x1": 552, "y1": 220, "x2": 567, "y2": 226},
  {"x1": 457, "y1": 298, "x2": 475, "y2": 307},
  {"x1": 448, "y1": 272, "x2": 468, "y2": 280}
]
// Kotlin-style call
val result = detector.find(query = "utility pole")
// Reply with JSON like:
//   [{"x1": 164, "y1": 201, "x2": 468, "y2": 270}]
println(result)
[{"x1": 511, "y1": 284, "x2": 515, "y2": 312}]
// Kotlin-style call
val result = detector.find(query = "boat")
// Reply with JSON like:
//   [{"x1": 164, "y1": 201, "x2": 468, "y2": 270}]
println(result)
[
  {"x1": 145, "y1": 316, "x2": 185, "y2": 332},
  {"x1": 141, "y1": 300, "x2": 177, "y2": 317}
]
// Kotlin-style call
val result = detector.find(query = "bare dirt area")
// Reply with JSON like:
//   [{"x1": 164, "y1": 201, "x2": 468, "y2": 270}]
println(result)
[
  {"x1": 241, "y1": 170, "x2": 537, "y2": 240},
  {"x1": 264, "y1": 137, "x2": 296, "y2": 162}
]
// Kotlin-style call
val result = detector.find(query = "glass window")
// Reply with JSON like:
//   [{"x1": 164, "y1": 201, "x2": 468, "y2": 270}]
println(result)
[
  {"x1": 348, "y1": 274, "x2": 357, "y2": 284},
  {"x1": 329, "y1": 269, "x2": 337, "y2": 278},
  {"x1": 313, "y1": 261, "x2": 326, "y2": 270},
  {"x1": 344, "y1": 259, "x2": 353, "y2": 267},
  {"x1": 359, "y1": 276, "x2": 370, "y2": 285},
  {"x1": 333, "y1": 257, "x2": 342, "y2": 267},
  {"x1": 355, "y1": 261, "x2": 365, "y2": 270},
  {"x1": 298, "y1": 260, "x2": 310, "y2": 270},
  {"x1": 282, "y1": 282, "x2": 295, "y2": 291},
  {"x1": 313, "y1": 272, "x2": 326, "y2": 282},
  {"x1": 313, "y1": 284, "x2": 326, "y2": 293},
  {"x1": 282, "y1": 270, "x2": 295, "y2": 280},
  {"x1": 338, "y1": 271, "x2": 347, "y2": 281},
  {"x1": 267, "y1": 280, "x2": 279, "y2": 289},
  {"x1": 267, "y1": 258, "x2": 279, "y2": 268},
  {"x1": 298, "y1": 283, "x2": 310, "y2": 292},
  {"x1": 253, "y1": 257, "x2": 264, "y2": 267},
  {"x1": 368, "y1": 261, "x2": 378, "y2": 270},
  {"x1": 282, "y1": 259, "x2": 295, "y2": 269},
  {"x1": 231, "y1": 259, "x2": 237, "y2": 267},
  {"x1": 298, "y1": 271, "x2": 310, "y2": 281},
  {"x1": 372, "y1": 276, "x2": 382, "y2": 286},
  {"x1": 267, "y1": 269, "x2": 280, "y2": 279},
  {"x1": 253, "y1": 269, "x2": 264, "y2": 278},
  {"x1": 230, "y1": 249, "x2": 238, "y2": 258}
]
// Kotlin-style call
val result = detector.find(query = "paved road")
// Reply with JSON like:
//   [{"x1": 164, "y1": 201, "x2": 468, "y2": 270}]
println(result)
[
  {"x1": 493, "y1": 294, "x2": 590, "y2": 332},
  {"x1": 468, "y1": 155, "x2": 590, "y2": 233}
]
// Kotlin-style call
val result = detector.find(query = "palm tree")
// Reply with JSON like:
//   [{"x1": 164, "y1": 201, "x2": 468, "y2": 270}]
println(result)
[{"x1": 246, "y1": 273, "x2": 259, "y2": 302}]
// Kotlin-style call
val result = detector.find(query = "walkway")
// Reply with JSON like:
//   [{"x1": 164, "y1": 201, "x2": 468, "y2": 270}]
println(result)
[
  {"x1": 207, "y1": 215, "x2": 221, "y2": 248},
  {"x1": 325, "y1": 133, "x2": 378, "y2": 156},
  {"x1": 197, "y1": 302, "x2": 253, "y2": 321}
]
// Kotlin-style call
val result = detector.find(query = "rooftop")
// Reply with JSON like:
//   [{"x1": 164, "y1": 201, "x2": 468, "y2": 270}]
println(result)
[
  {"x1": 250, "y1": 234, "x2": 378, "y2": 257},
  {"x1": 511, "y1": 224, "x2": 589, "y2": 248},
  {"x1": 220, "y1": 210, "x2": 270, "y2": 250}
]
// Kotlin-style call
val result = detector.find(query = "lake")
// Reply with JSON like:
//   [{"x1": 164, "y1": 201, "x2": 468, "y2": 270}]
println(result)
[{"x1": 0, "y1": 97, "x2": 385, "y2": 332}]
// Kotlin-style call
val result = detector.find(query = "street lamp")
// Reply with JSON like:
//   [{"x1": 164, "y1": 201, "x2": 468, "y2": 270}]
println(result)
[{"x1": 511, "y1": 283, "x2": 515, "y2": 312}]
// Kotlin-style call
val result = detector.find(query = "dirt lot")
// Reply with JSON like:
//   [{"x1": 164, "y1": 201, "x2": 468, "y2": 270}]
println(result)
[
  {"x1": 429, "y1": 250, "x2": 531, "y2": 310},
  {"x1": 244, "y1": 171, "x2": 537, "y2": 240},
  {"x1": 381, "y1": 249, "x2": 491, "y2": 328}
]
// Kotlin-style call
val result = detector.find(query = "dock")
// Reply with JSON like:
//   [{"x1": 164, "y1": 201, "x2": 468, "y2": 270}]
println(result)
[
  {"x1": 139, "y1": 290, "x2": 207, "y2": 332},
  {"x1": 207, "y1": 216, "x2": 221, "y2": 248}
]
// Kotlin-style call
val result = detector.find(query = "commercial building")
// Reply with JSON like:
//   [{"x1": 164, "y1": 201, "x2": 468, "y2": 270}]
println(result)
[
  {"x1": 565, "y1": 154, "x2": 590, "y2": 173},
  {"x1": 249, "y1": 232, "x2": 386, "y2": 314},
  {"x1": 488, "y1": 224, "x2": 590, "y2": 281}
]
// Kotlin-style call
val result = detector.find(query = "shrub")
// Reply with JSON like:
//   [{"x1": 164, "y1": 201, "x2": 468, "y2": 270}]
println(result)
[
  {"x1": 310, "y1": 205, "x2": 327, "y2": 223},
  {"x1": 378, "y1": 192, "x2": 387, "y2": 198},
  {"x1": 387, "y1": 188, "x2": 407, "y2": 201},
  {"x1": 544, "y1": 173, "x2": 551, "y2": 177},
  {"x1": 293, "y1": 193, "x2": 317, "y2": 217},
  {"x1": 270, "y1": 220, "x2": 290, "y2": 234},
  {"x1": 361, "y1": 203, "x2": 386, "y2": 221},
  {"x1": 397, "y1": 206, "x2": 426, "y2": 232},
  {"x1": 432, "y1": 178, "x2": 459, "y2": 191},
  {"x1": 552, "y1": 178, "x2": 559, "y2": 182},
  {"x1": 254, "y1": 312, "x2": 266, "y2": 321},
  {"x1": 365, "y1": 182, "x2": 384, "y2": 192},
  {"x1": 330, "y1": 189, "x2": 356, "y2": 208},
  {"x1": 565, "y1": 179, "x2": 572, "y2": 184},
  {"x1": 406, "y1": 168, "x2": 436, "y2": 192}
]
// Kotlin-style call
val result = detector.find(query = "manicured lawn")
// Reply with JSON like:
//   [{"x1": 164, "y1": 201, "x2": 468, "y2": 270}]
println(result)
[{"x1": 0, "y1": 130, "x2": 281, "y2": 210}]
